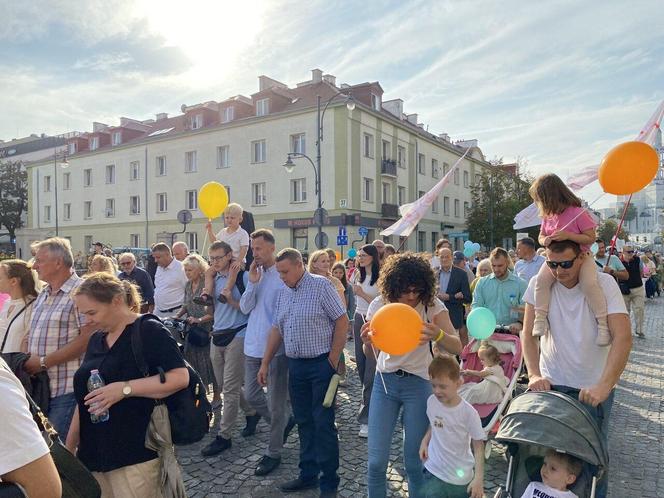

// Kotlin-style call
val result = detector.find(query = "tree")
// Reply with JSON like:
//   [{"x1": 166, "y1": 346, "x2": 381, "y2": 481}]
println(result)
[
  {"x1": 617, "y1": 201, "x2": 637, "y2": 222},
  {"x1": 597, "y1": 218, "x2": 629, "y2": 243},
  {"x1": 0, "y1": 160, "x2": 28, "y2": 243}
]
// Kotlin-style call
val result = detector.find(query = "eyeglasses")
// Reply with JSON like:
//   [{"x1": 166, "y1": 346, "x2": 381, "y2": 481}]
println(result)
[
  {"x1": 401, "y1": 287, "x2": 424, "y2": 296},
  {"x1": 209, "y1": 254, "x2": 229, "y2": 262},
  {"x1": 624, "y1": 250, "x2": 635, "y2": 254},
  {"x1": 546, "y1": 256, "x2": 578, "y2": 270}
]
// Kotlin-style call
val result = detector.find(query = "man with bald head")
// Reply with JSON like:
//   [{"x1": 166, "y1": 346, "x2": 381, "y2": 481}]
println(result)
[
  {"x1": 172, "y1": 241, "x2": 190, "y2": 262},
  {"x1": 437, "y1": 247, "x2": 471, "y2": 337}
]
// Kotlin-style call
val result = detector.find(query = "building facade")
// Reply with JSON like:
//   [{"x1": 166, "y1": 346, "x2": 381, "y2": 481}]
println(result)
[{"x1": 18, "y1": 69, "x2": 492, "y2": 258}]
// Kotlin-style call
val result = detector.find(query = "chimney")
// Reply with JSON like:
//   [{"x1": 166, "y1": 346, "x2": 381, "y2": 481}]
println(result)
[
  {"x1": 340, "y1": 83, "x2": 350, "y2": 89},
  {"x1": 382, "y1": 99, "x2": 403, "y2": 118},
  {"x1": 322, "y1": 74, "x2": 336, "y2": 86},
  {"x1": 92, "y1": 122, "x2": 108, "y2": 133},
  {"x1": 311, "y1": 68, "x2": 323, "y2": 84},
  {"x1": 156, "y1": 113, "x2": 168, "y2": 121},
  {"x1": 439, "y1": 133, "x2": 450, "y2": 142},
  {"x1": 406, "y1": 113, "x2": 418, "y2": 125}
]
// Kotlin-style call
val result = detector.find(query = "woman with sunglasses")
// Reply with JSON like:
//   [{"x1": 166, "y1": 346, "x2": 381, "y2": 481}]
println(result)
[{"x1": 360, "y1": 252, "x2": 461, "y2": 497}]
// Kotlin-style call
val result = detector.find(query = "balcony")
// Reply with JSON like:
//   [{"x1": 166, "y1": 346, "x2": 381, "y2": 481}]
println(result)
[
  {"x1": 381, "y1": 158, "x2": 397, "y2": 177},
  {"x1": 381, "y1": 203, "x2": 399, "y2": 219}
]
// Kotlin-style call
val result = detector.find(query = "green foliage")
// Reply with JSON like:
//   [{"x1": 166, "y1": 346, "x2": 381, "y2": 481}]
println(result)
[
  {"x1": 617, "y1": 201, "x2": 637, "y2": 222},
  {"x1": 597, "y1": 218, "x2": 629, "y2": 242},
  {"x1": 0, "y1": 160, "x2": 28, "y2": 240}
]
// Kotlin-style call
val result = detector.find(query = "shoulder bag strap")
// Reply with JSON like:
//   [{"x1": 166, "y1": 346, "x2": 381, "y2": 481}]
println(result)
[
  {"x1": 1, "y1": 299, "x2": 34, "y2": 353},
  {"x1": 130, "y1": 315, "x2": 151, "y2": 378},
  {"x1": 24, "y1": 388, "x2": 59, "y2": 441}
]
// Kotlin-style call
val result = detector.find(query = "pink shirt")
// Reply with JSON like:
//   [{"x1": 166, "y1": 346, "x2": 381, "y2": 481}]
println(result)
[{"x1": 541, "y1": 206, "x2": 595, "y2": 252}]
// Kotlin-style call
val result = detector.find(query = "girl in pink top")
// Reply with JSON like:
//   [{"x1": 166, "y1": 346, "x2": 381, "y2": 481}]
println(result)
[{"x1": 529, "y1": 174, "x2": 610, "y2": 346}]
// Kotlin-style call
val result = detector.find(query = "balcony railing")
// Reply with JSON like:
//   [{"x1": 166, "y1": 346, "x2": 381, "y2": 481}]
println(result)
[
  {"x1": 381, "y1": 158, "x2": 397, "y2": 177},
  {"x1": 381, "y1": 203, "x2": 399, "y2": 219}
]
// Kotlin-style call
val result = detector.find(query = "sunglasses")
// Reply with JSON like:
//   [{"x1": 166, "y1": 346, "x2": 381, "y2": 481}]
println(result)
[
  {"x1": 624, "y1": 250, "x2": 635, "y2": 254},
  {"x1": 546, "y1": 256, "x2": 578, "y2": 270}
]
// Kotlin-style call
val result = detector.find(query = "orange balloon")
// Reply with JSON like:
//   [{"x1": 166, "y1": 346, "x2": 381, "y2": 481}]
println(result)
[
  {"x1": 370, "y1": 303, "x2": 422, "y2": 356},
  {"x1": 598, "y1": 141, "x2": 659, "y2": 195},
  {"x1": 334, "y1": 251, "x2": 341, "y2": 262}
]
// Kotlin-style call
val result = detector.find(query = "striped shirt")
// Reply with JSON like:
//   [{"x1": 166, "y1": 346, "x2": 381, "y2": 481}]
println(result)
[
  {"x1": 272, "y1": 272, "x2": 346, "y2": 358},
  {"x1": 28, "y1": 273, "x2": 84, "y2": 397}
]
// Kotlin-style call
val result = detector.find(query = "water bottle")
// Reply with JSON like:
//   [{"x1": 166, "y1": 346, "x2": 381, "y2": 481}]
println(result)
[
  {"x1": 509, "y1": 294, "x2": 519, "y2": 321},
  {"x1": 87, "y1": 369, "x2": 110, "y2": 423}
]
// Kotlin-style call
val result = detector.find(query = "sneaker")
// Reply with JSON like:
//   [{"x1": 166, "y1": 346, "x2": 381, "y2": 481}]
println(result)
[
  {"x1": 201, "y1": 435, "x2": 232, "y2": 456},
  {"x1": 254, "y1": 455, "x2": 281, "y2": 476},
  {"x1": 595, "y1": 321, "x2": 612, "y2": 346},
  {"x1": 241, "y1": 414, "x2": 261, "y2": 437},
  {"x1": 279, "y1": 477, "x2": 319, "y2": 493},
  {"x1": 358, "y1": 424, "x2": 369, "y2": 438},
  {"x1": 283, "y1": 415, "x2": 296, "y2": 443},
  {"x1": 532, "y1": 313, "x2": 548, "y2": 337},
  {"x1": 193, "y1": 293, "x2": 214, "y2": 306}
]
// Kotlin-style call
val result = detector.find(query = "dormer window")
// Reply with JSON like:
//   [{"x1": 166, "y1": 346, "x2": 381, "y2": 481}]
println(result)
[
  {"x1": 222, "y1": 106, "x2": 235, "y2": 123},
  {"x1": 190, "y1": 114, "x2": 203, "y2": 130},
  {"x1": 89, "y1": 136, "x2": 99, "y2": 151},
  {"x1": 112, "y1": 131, "x2": 122, "y2": 146},
  {"x1": 371, "y1": 93, "x2": 381, "y2": 111},
  {"x1": 256, "y1": 98, "x2": 269, "y2": 117},
  {"x1": 68, "y1": 142, "x2": 77, "y2": 155}
]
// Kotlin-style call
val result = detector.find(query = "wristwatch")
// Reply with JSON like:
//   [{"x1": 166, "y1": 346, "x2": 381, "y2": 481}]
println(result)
[
  {"x1": 122, "y1": 382, "x2": 133, "y2": 398},
  {"x1": 39, "y1": 356, "x2": 48, "y2": 371}
]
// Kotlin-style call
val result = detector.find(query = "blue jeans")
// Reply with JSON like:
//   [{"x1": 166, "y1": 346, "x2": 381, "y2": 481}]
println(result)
[
  {"x1": 423, "y1": 469, "x2": 469, "y2": 498},
  {"x1": 367, "y1": 371, "x2": 432, "y2": 498},
  {"x1": 47, "y1": 392, "x2": 77, "y2": 441},
  {"x1": 288, "y1": 354, "x2": 339, "y2": 492},
  {"x1": 552, "y1": 385, "x2": 615, "y2": 498}
]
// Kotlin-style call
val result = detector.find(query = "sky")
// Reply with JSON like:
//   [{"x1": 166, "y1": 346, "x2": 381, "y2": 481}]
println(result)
[{"x1": 2, "y1": 0, "x2": 663, "y2": 208}]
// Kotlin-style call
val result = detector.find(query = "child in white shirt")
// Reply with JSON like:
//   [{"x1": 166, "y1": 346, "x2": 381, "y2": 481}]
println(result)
[
  {"x1": 419, "y1": 356, "x2": 485, "y2": 498},
  {"x1": 520, "y1": 449, "x2": 582, "y2": 498},
  {"x1": 459, "y1": 342, "x2": 509, "y2": 404}
]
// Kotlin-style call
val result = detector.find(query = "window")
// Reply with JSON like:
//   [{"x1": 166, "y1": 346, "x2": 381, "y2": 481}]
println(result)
[
  {"x1": 217, "y1": 145, "x2": 230, "y2": 168},
  {"x1": 156, "y1": 193, "x2": 168, "y2": 213},
  {"x1": 130, "y1": 161, "x2": 140, "y2": 181},
  {"x1": 68, "y1": 142, "x2": 77, "y2": 155},
  {"x1": 63, "y1": 203, "x2": 71, "y2": 221},
  {"x1": 382, "y1": 182, "x2": 391, "y2": 203},
  {"x1": 256, "y1": 98, "x2": 269, "y2": 116},
  {"x1": 43, "y1": 175, "x2": 51, "y2": 192},
  {"x1": 398, "y1": 186, "x2": 406, "y2": 205},
  {"x1": 397, "y1": 145, "x2": 406, "y2": 168},
  {"x1": 443, "y1": 162, "x2": 450, "y2": 176},
  {"x1": 222, "y1": 106, "x2": 234, "y2": 123},
  {"x1": 185, "y1": 151, "x2": 197, "y2": 173},
  {"x1": 251, "y1": 140, "x2": 267, "y2": 163},
  {"x1": 156, "y1": 156, "x2": 167, "y2": 176},
  {"x1": 475, "y1": 173, "x2": 481, "y2": 186},
  {"x1": 105, "y1": 164, "x2": 115, "y2": 184},
  {"x1": 84, "y1": 201, "x2": 92, "y2": 219},
  {"x1": 463, "y1": 170, "x2": 469, "y2": 188},
  {"x1": 291, "y1": 133, "x2": 306, "y2": 154},
  {"x1": 84, "y1": 235, "x2": 93, "y2": 251},
  {"x1": 186, "y1": 190, "x2": 198, "y2": 210},
  {"x1": 190, "y1": 114, "x2": 203, "y2": 130},
  {"x1": 293, "y1": 228, "x2": 308, "y2": 252},
  {"x1": 454, "y1": 199, "x2": 460, "y2": 217},
  {"x1": 89, "y1": 136, "x2": 99, "y2": 151},
  {"x1": 432, "y1": 197, "x2": 439, "y2": 214},
  {"x1": 63, "y1": 172, "x2": 71, "y2": 190},
  {"x1": 443, "y1": 196, "x2": 450, "y2": 216},
  {"x1": 363, "y1": 178, "x2": 374, "y2": 202},
  {"x1": 83, "y1": 169, "x2": 92, "y2": 187},
  {"x1": 186, "y1": 232, "x2": 199, "y2": 251},
  {"x1": 464, "y1": 201, "x2": 470, "y2": 217},
  {"x1": 417, "y1": 231, "x2": 426, "y2": 252},
  {"x1": 130, "y1": 195, "x2": 140, "y2": 215},
  {"x1": 130, "y1": 234, "x2": 140, "y2": 247},
  {"x1": 291, "y1": 178, "x2": 307, "y2": 202},
  {"x1": 105, "y1": 198, "x2": 115, "y2": 218},
  {"x1": 112, "y1": 131, "x2": 121, "y2": 146},
  {"x1": 363, "y1": 133, "x2": 374, "y2": 158},
  {"x1": 371, "y1": 93, "x2": 381, "y2": 110},
  {"x1": 252, "y1": 182, "x2": 267, "y2": 205},
  {"x1": 432, "y1": 159, "x2": 439, "y2": 178},
  {"x1": 418, "y1": 190, "x2": 425, "y2": 202},
  {"x1": 418, "y1": 153, "x2": 425, "y2": 174},
  {"x1": 431, "y1": 232, "x2": 439, "y2": 252},
  {"x1": 382, "y1": 140, "x2": 391, "y2": 160},
  {"x1": 44, "y1": 205, "x2": 51, "y2": 222},
  {"x1": 454, "y1": 168, "x2": 459, "y2": 185}
]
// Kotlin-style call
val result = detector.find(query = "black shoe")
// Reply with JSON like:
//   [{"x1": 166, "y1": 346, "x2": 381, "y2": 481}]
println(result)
[
  {"x1": 241, "y1": 414, "x2": 261, "y2": 437},
  {"x1": 279, "y1": 477, "x2": 319, "y2": 492},
  {"x1": 283, "y1": 415, "x2": 296, "y2": 443},
  {"x1": 320, "y1": 490, "x2": 338, "y2": 498},
  {"x1": 254, "y1": 455, "x2": 281, "y2": 476},
  {"x1": 193, "y1": 293, "x2": 214, "y2": 306},
  {"x1": 201, "y1": 435, "x2": 231, "y2": 456}
]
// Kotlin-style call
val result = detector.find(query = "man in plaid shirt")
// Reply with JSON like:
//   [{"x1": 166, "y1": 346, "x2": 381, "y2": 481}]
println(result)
[{"x1": 25, "y1": 238, "x2": 93, "y2": 440}]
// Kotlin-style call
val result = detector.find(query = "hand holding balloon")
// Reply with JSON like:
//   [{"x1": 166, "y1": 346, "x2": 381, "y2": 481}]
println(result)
[{"x1": 369, "y1": 303, "x2": 422, "y2": 355}]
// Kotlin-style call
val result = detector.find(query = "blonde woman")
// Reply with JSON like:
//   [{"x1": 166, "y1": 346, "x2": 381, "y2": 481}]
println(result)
[
  {"x1": 89, "y1": 255, "x2": 118, "y2": 275},
  {"x1": 470, "y1": 259, "x2": 492, "y2": 294},
  {"x1": 308, "y1": 250, "x2": 346, "y2": 304},
  {"x1": 0, "y1": 260, "x2": 40, "y2": 354}
]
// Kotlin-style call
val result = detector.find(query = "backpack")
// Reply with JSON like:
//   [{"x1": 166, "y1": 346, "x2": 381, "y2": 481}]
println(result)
[{"x1": 130, "y1": 314, "x2": 212, "y2": 445}]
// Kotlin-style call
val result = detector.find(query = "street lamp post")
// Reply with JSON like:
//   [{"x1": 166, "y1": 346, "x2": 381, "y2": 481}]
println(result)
[
  {"x1": 53, "y1": 148, "x2": 69, "y2": 236},
  {"x1": 283, "y1": 91, "x2": 355, "y2": 249}
]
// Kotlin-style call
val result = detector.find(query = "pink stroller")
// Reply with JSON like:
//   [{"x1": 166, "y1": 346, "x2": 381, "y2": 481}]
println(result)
[{"x1": 459, "y1": 333, "x2": 523, "y2": 459}]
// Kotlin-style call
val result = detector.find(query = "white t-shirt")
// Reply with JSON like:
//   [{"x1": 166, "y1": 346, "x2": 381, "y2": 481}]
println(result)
[
  {"x1": 0, "y1": 298, "x2": 33, "y2": 353},
  {"x1": 520, "y1": 481, "x2": 578, "y2": 498},
  {"x1": 0, "y1": 358, "x2": 50, "y2": 476},
  {"x1": 523, "y1": 273, "x2": 627, "y2": 388},
  {"x1": 216, "y1": 227, "x2": 250, "y2": 261},
  {"x1": 154, "y1": 258, "x2": 188, "y2": 313},
  {"x1": 351, "y1": 270, "x2": 380, "y2": 315},
  {"x1": 424, "y1": 395, "x2": 486, "y2": 485},
  {"x1": 366, "y1": 297, "x2": 456, "y2": 380}
]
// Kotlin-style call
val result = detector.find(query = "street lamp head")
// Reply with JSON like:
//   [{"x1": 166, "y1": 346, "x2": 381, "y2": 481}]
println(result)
[
  {"x1": 345, "y1": 95, "x2": 356, "y2": 111},
  {"x1": 60, "y1": 157, "x2": 70, "y2": 169},
  {"x1": 283, "y1": 155, "x2": 295, "y2": 174}
]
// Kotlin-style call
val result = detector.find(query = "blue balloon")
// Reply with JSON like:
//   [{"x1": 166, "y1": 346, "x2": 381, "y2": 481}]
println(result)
[
  {"x1": 590, "y1": 242, "x2": 599, "y2": 255},
  {"x1": 467, "y1": 307, "x2": 497, "y2": 340},
  {"x1": 472, "y1": 242, "x2": 481, "y2": 252},
  {"x1": 463, "y1": 247, "x2": 475, "y2": 258},
  {"x1": 464, "y1": 240, "x2": 473, "y2": 249},
  {"x1": 348, "y1": 248, "x2": 357, "y2": 258}
]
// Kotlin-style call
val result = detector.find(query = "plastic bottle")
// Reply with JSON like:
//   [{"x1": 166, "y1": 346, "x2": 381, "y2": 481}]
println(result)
[
  {"x1": 87, "y1": 369, "x2": 110, "y2": 423},
  {"x1": 509, "y1": 294, "x2": 519, "y2": 321}
]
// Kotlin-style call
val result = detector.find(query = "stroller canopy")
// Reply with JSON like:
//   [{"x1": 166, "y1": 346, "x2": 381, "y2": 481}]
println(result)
[{"x1": 495, "y1": 391, "x2": 609, "y2": 467}]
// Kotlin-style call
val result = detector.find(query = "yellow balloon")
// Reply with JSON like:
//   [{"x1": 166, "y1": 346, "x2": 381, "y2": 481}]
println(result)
[{"x1": 198, "y1": 182, "x2": 229, "y2": 220}]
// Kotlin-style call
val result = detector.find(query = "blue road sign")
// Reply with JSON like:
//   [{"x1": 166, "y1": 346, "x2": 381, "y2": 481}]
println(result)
[
  {"x1": 337, "y1": 235, "x2": 349, "y2": 246},
  {"x1": 358, "y1": 226, "x2": 369, "y2": 237},
  {"x1": 338, "y1": 226, "x2": 347, "y2": 237}
]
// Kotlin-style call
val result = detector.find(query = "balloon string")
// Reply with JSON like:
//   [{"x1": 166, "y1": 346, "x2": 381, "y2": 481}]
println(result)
[
  {"x1": 610, "y1": 194, "x2": 632, "y2": 255},
  {"x1": 557, "y1": 192, "x2": 606, "y2": 233},
  {"x1": 201, "y1": 220, "x2": 210, "y2": 256},
  {"x1": 358, "y1": 314, "x2": 388, "y2": 395}
]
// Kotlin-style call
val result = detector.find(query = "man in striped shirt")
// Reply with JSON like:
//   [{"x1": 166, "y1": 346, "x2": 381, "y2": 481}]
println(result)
[{"x1": 25, "y1": 238, "x2": 93, "y2": 440}]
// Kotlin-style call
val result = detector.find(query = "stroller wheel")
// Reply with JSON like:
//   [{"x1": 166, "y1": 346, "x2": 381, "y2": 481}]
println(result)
[{"x1": 485, "y1": 439, "x2": 493, "y2": 460}]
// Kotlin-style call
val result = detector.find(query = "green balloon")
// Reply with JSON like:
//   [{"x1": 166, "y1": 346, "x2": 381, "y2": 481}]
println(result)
[{"x1": 467, "y1": 307, "x2": 497, "y2": 340}]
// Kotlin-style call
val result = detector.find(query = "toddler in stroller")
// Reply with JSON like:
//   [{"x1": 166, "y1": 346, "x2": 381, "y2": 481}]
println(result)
[{"x1": 520, "y1": 449, "x2": 583, "y2": 498}]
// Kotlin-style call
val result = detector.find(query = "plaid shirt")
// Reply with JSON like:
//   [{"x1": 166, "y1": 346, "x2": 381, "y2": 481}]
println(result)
[
  {"x1": 272, "y1": 272, "x2": 346, "y2": 358},
  {"x1": 28, "y1": 273, "x2": 84, "y2": 397}
]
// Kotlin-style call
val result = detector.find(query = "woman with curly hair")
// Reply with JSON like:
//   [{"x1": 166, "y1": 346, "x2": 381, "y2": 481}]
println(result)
[{"x1": 360, "y1": 252, "x2": 461, "y2": 498}]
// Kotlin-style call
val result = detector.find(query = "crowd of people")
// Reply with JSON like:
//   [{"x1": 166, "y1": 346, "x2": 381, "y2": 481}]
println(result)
[{"x1": 0, "y1": 176, "x2": 658, "y2": 497}]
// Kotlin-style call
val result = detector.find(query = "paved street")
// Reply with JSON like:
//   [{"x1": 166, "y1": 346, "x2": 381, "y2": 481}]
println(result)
[{"x1": 179, "y1": 297, "x2": 663, "y2": 497}]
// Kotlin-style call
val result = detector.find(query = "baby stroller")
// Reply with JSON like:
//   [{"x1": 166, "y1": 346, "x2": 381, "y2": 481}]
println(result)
[
  {"x1": 493, "y1": 391, "x2": 609, "y2": 498},
  {"x1": 459, "y1": 333, "x2": 523, "y2": 459}
]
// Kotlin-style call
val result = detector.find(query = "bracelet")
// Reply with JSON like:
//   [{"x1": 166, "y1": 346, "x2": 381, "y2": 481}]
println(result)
[{"x1": 435, "y1": 329, "x2": 445, "y2": 342}]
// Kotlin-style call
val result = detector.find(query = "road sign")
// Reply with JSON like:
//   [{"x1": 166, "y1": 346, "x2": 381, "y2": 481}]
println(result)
[
  {"x1": 338, "y1": 226, "x2": 347, "y2": 237},
  {"x1": 339, "y1": 199, "x2": 348, "y2": 208},
  {"x1": 177, "y1": 209, "x2": 192, "y2": 225},
  {"x1": 315, "y1": 232, "x2": 328, "y2": 249},
  {"x1": 313, "y1": 208, "x2": 328, "y2": 226},
  {"x1": 337, "y1": 235, "x2": 348, "y2": 246},
  {"x1": 358, "y1": 226, "x2": 369, "y2": 237}
]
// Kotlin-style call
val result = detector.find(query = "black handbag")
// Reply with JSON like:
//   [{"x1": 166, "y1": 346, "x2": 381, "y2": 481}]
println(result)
[
  {"x1": 24, "y1": 392, "x2": 101, "y2": 498},
  {"x1": 186, "y1": 324, "x2": 210, "y2": 347},
  {"x1": 130, "y1": 315, "x2": 212, "y2": 445},
  {"x1": 618, "y1": 280, "x2": 631, "y2": 295},
  {"x1": 211, "y1": 323, "x2": 247, "y2": 347}
]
